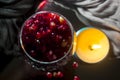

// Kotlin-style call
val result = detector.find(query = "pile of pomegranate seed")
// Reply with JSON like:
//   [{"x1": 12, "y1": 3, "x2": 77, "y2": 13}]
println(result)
[{"x1": 21, "y1": 11, "x2": 72, "y2": 62}]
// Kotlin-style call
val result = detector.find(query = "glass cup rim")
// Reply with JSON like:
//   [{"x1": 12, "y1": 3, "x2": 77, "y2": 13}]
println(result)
[{"x1": 19, "y1": 11, "x2": 74, "y2": 65}]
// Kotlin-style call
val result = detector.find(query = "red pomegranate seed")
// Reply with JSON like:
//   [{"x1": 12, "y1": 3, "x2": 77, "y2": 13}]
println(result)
[
  {"x1": 72, "y1": 61, "x2": 79, "y2": 69},
  {"x1": 34, "y1": 19, "x2": 39, "y2": 24},
  {"x1": 46, "y1": 50, "x2": 57, "y2": 61},
  {"x1": 57, "y1": 71, "x2": 63, "y2": 78},
  {"x1": 74, "y1": 76, "x2": 80, "y2": 80},
  {"x1": 55, "y1": 35, "x2": 62, "y2": 43},
  {"x1": 47, "y1": 29, "x2": 51, "y2": 33},
  {"x1": 58, "y1": 25, "x2": 66, "y2": 31},
  {"x1": 46, "y1": 72, "x2": 53, "y2": 79},
  {"x1": 30, "y1": 50, "x2": 36, "y2": 57},
  {"x1": 25, "y1": 19, "x2": 33, "y2": 27},
  {"x1": 36, "y1": 32, "x2": 42, "y2": 39},
  {"x1": 50, "y1": 22, "x2": 56, "y2": 29},
  {"x1": 29, "y1": 25, "x2": 37, "y2": 32},
  {"x1": 37, "y1": 0, "x2": 47, "y2": 10}
]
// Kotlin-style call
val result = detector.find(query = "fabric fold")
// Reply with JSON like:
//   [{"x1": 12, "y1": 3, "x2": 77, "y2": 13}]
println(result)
[{"x1": 54, "y1": 0, "x2": 120, "y2": 59}]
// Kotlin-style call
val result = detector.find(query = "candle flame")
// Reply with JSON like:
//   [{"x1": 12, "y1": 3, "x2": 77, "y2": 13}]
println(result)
[{"x1": 90, "y1": 44, "x2": 101, "y2": 50}]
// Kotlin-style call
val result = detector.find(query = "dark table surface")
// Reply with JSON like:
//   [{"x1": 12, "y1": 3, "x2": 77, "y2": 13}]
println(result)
[{"x1": 0, "y1": 54, "x2": 120, "y2": 80}]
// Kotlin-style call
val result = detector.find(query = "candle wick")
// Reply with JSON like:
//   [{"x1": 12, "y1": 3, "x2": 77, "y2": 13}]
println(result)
[{"x1": 90, "y1": 44, "x2": 101, "y2": 50}]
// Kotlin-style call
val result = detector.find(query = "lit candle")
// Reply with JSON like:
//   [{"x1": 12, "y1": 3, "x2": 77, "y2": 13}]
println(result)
[{"x1": 76, "y1": 27, "x2": 110, "y2": 64}]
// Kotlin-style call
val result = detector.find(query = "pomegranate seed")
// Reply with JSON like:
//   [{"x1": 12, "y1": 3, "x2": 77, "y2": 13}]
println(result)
[
  {"x1": 36, "y1": 32, "x2": 42, "y2": 39},
  {"x1": 42, "y1": 31, "x2": 46, "y2": 36},
  {"x1": 61, "y1": 39, "x2": 67, "y2": 47},
  {"x1": 55, "y1": 35, "x2": 62, "y2": 43},
  {"x1": 48, "y1": 13, "x2": 54, "y2": 19},
  {"x1": 34, "y1": 19, "x2": 39, "y2": 24},
  {"x1": 37, "y1": 0, "x2": 47, "y2": 10},
  {"x1": 47, "y1": 29, "x2": 51, "y2": 33},
  {"x1": 49, "y1": 50, "x2": 53, "y2": 55},
  {"x1": 74, "y1": 76, "x2": 80, "y2": 80},
  {"x1": 57, "y1": 71, "x2": 63, "y2": 78},
  {"x1": 23, "y1": 36, "x2": 31, "y2": 44},
  {"x1": 59, "y1": 16, "x2": 65, "y2": 23},
  {"x1": 25, "y1": 19, "x2": 33, "y2": 27},
  {"x1": 46, "y1": 50, "x2": 57, "y2": 61},
  {"x1": 58, "y1": 25, "x2": 66, "y2": 31},
  {"x1": 50, "y1": 22, "x2": 56, "y2": 29},
  {"x1": 36, "y1": 39, "x2": 40, "y2": 43},
  {"x1": 51, "y1": 32, "x2": 55, "y2": 36},
  {"x1": 30, "y1": 50, "x2": 36, "y2": 57},
  {"x1": 29, "y1": 25, "x2": 37, "y2": 32},
  {"x1": 46, "y1": 72, "x2": 53, "y2": 79},
  {"x1": 52, "y1": 54, "x2": 57, "y2": 60},
  {"x1": 72, "y1": 61, "x2": 79, "y2": 69},
  {"x1": 39, "y1": 27, "x2": 44, "y2": 32}
]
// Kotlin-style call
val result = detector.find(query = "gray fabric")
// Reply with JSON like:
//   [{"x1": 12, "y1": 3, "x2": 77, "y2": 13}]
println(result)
[
  {"x1": 0, "y1": 0, "x2": 35, "y2": 55},
  {"x1": 53, "y1": 0, "x2": 120, "y2": 59}
]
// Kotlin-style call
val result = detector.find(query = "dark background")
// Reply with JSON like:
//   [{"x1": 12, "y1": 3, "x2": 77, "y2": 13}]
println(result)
[{"x1": 0, "y1": 0, "x2": 120, "y2": 80}]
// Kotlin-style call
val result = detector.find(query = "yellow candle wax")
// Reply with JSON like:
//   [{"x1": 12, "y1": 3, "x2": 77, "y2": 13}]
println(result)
[
  {"x1": 76, "y1": 27, "x2": 110, "y2": 64},
  {"x1": 72, "y1": 32, "x2": 77, "y2": 55}
]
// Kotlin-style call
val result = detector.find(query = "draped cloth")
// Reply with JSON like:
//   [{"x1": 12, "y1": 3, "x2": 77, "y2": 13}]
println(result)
[
  {"x1": 0, "y1": 0, "x2": 38, "y2": 55},
  {"x1": 53, "y1": 0, "x2": 120, "y2": 59}
]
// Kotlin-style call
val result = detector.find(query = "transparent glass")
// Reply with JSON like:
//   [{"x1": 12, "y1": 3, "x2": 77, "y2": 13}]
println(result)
[{"x1": 19, "y1": 11, "x2": 74, "y2": 71}]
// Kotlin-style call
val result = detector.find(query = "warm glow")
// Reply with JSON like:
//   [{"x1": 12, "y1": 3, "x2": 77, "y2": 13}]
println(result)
[
  {"x1": 90, "y1": 44, "x2": 101, "y2": 50},
  {"x1": 76, "y1": 27, "x2": 109, "y2": 64}
]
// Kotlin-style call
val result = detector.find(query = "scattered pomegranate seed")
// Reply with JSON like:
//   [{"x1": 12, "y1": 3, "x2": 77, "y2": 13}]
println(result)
[
  {"x1": 37, "y1": 0, "x2": 47, "y2": 10},
  {"x1": 57, "y1": 71, "x2": 64, "y2": 78},
  {"x1": 46, "y1": 72, "x2": 53, "y2": 79},
  {"x1": 72, "y1": 61, "x2": 79, "y2": 69},
  {"x1": 74, "y1": 76, "x2": 80, "y2": 80}
]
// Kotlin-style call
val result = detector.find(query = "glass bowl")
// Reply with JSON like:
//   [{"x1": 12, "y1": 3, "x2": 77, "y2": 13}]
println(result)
[{"x1": 19, "y1": 11, "x2": 74, "y2": 71}]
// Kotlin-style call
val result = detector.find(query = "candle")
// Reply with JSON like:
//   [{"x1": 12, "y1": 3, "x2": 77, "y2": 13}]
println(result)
[
  {"x1": 72, "y1": 32, "x2": 77, "y2": 55},
  {"x1": 76, "y1": 27, "x2": 110, "y2": 64}
]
